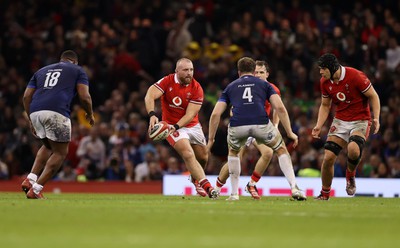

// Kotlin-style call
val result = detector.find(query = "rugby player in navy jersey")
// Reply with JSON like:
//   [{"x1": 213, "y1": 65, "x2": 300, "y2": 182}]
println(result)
[
  {"x1": 207, "y1": 57, "x2": 301, "y2": 201},
  {"x1": 214, "y1": 60, "x2": 306, "y2": 200},
  {"x1": 21, "y1": 50, "x2": 95, "y2": 199}
]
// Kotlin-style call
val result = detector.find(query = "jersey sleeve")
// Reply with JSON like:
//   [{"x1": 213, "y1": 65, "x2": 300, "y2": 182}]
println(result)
[
  {"x1": 218, "y1": 86, "x2": 230, "y2": 104},
  {"x1": 77, "y1": 67, "x2": 89, "y2": 85},
  {"x1": 190, "y1": 83, "x2": 204, "y2": 105},
  {"x1": 320, "y1": 78, "x2": 329, "y2": 98},
  {"x1": 270, "y1": 82, "x2": 281, "y2": 96},
  {"x1": 355, "y1": 71, "x2": 372, "y2": 93},
  {"x1": 266, "y1": 83, "x2": 277, "y2": 98},
  {"x1": 27, "y1": 74, "x2": 37, "y2": 89},
  {"x1": 153, "y1": 76, "x2": 168, "y2": 94}
]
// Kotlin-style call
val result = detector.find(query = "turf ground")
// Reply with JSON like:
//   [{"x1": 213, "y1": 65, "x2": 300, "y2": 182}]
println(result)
[{"x1": 1, "y1": 193, "x2": 399, "y2": 248}]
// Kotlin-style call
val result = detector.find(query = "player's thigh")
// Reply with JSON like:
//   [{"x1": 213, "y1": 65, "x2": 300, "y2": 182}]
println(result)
[
  {"x1": 325, "y1": 135, "x2": 347, "y2": 161},
  {"x1": 30, "y1": 111, "x2": 47, "y2": 139},
  {"x1": 167, "y1": 128, "x2": 190, "y2": 147},
  {"x1": 328, "y1": 118, "x2": 368, "y2": 143},
  {"x1": 30, "y1": 110, "x2": 71, "y2": 142},
  {"x1": 227, "y1": 126, "x2": 249, "y2": 152},
  {"x1": 326, "y1": 135, "x2": 347, "y2": 147},
  {"x1": 254, "y1": 141, "x2": 273, "y2": 157},
  {"x1": 172, "y1": 137, "x2": 195, "y2": 159},
  {"x1": 350, "y1": 120, "x2": 369, "y2": 139},
  {"x1": 48, "y1": 139, "x2": 69, "y2": 157},
  {"x1": 253, "y1": 123, "x2": 283, "y2": 150},
  {"x1": 192, "y1": 144, "x2": 208, "y2": 165}
]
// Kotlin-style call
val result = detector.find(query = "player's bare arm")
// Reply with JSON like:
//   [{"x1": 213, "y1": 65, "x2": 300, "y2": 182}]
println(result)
[
  {"x1": 170, "y1": 102, "x2": 201, "y2": 133},
  {"x1": 271, "y1": 109, "x2": 280, "y2": 127},
  {"x1": 269, "y1": 94, "x2": 298, "y2": 147},
  {"x1": 22, "y1": 87, "x2": 38, "y2": 137},
  {"x1": 22, "y1": 87, "x2": 35, "y2": 118},
  {"x1": 144, "y1": 85, "x2": 163, "y2": 131},
  {"x1": 207, "y1": 101, "x2": 227, "y2": 150},
  {"x1": 363, "y1": 86, "x2": 381, "y2": 134},
  {"x1": 312, "y1": 96, "x2": 331, "y2": 139},
  {"x1": 77, "y1": 83, "x2": 95, "y2": 126}
]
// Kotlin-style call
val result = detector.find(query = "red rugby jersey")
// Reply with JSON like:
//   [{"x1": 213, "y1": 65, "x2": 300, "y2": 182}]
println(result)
[
  {"x1": 154, "y1": 74, "x2": 203, "y2": 127},
  {"x1": 320, "y1": 66, "x2": 371, "y2": 121}
]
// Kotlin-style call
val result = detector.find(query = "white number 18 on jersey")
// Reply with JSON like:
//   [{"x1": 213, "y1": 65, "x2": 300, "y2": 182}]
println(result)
[{"x1": 44, "y1": 71, "x2": 61, "y2": 88}]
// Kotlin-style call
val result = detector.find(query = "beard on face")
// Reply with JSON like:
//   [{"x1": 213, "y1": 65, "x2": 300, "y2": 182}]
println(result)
[{"x1": 179, "y1": 75, "x2": 192, "y2": 85}]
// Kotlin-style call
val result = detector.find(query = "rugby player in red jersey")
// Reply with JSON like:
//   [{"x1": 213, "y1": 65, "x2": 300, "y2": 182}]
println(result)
[
  {"x1": 145, "y1": 58, "x2": 217, "y2": 198},
  {"x1": 312, "y1": 53, "x2": 381, "y2": 200}
]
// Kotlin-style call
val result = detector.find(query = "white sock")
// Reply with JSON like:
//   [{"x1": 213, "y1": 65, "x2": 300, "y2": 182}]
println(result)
[
  {"x1": 27, "y1": 173, "x2": 38, "y2": 184},
  {"x1": 214, "y1": 186, "x2": 221, "y2": 193},
  {"x1": 32, "y1": 183, "x2": 43, "y2": 194},
  {"x1": 278, "y1": 153, "x2": 296, "y2": 189},
  {"x1": 228, "y1": 156, "x2": 241, "y2": 196}
]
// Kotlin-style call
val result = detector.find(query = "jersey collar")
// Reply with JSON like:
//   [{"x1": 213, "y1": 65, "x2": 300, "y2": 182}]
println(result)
[
  {"x1": 174, "y1": 73, "x2": 180, "y2": 84},
  {"x1": 174, "y1": 73, "x2": 189, "y2": 87},
  {"x1": 330, "y1": 65, "x2": 345, "y2": 84},
  {"x1": 339, "y1": 65, "x2": 345, "y2": 81}
]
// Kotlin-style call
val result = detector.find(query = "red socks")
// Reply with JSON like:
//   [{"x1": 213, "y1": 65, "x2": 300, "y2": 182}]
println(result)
[
  {"x1": 251, "y1": 171, "x2": 261, "y2": 183},
  {"x1": 216, "y1": 177, "x2": 225, "y2": 188},
  {"x1": 199, "y1": 178, "x2": 212, "y2": 192},
  {"x1": 346, "y1": 168, "x2": 356, "y2": 179}
]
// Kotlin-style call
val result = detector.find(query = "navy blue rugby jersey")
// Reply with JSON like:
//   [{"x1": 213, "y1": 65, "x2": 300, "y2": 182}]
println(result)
[
  {"x1": 27, "y1": 61, "x2": 89, "y2": 118},
  {"x1": 218, "y1": 75, "x2": 277, "y2": 127}
]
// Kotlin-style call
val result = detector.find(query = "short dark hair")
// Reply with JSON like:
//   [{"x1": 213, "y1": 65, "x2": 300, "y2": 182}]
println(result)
[
  {"x1": 60, "y1": 50, "x2": 78, "y2": 62},
  {"x1": 237, "y1": 57, "x2": 256, "y2": 73},
  {"x1": 255, "y1": 60, "x2": 270, "y2": 72}
]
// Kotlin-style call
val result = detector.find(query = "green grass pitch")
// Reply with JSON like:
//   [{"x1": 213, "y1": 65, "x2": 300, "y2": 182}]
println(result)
[{"x1": 1, "y1": 193, "x2": 399, "y2": 248}]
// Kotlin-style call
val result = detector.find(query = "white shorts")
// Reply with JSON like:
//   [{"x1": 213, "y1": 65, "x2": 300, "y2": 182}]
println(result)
[
  {"x1": 328, "y1": 118, "x2": 370, "y2": 142},
  {"x1": 166, "y1": 123, "x2": 206, "y2": 147},
  {"x1": 30, "y1": 110, "x2": 71, "y2": 142},
  {"x1": 227, "y1": 122, "x2": 283, "y2": 151}
]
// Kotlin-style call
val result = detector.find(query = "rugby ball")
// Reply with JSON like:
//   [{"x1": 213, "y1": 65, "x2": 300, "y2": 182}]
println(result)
[{"x1": 149, "y1": 121, "x2": 170, "y2": 141}]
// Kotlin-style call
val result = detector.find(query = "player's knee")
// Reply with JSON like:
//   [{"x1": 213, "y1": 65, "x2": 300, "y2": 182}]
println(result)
[
  {"x1": 348, "y1": 135, "x2": 365, "y2": 156},
  {"x1": 180, "y1": 149, "x2": 195, "y2": 161},
  {"x1": 347, "y1": 157, "x2": 360, "y2": 166},
  {"x1": 197, "y1": 156, "x2": 208, "y2": 168},
  {"x1": 324, "y1": 141, "x2": 342, "y2": 156},
  {"x1": 260, "y1": 147, "x2": 273, "y2": 158}
]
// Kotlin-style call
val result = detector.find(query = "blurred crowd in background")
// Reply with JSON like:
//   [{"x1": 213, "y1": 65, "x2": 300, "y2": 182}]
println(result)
[{"x1": 0, "y1": 0, "x2": 399, "y2": 183}]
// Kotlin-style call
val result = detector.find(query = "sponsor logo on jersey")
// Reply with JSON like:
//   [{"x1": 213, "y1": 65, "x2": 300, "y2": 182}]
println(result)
[
  {"x1": 336, "y1": 92, "x2": 346, "y2": 101},
  {"x1": 172, "y1": 96, "x2": 182, "y2": 106}
]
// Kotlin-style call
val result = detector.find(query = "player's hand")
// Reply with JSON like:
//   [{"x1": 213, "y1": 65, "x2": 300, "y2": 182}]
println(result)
[
  {"x1": 312, "y1": 126, "x2": 321, "y2": 139},
  {"x1": 86, "y1": 113, "x2": 95, "y2": 126},
  {"x1": 168, "y1": 124, "x2": 177, "y2": 135},
  {"x1": 287, "y1": 132, "x2": 298, "y2": 148},
  {"x1": 372, "y1": 118, "x2": 380, "y2": 134},
  {"x1": 148, "y1": 116, "x2": 159, "y2": 133}
]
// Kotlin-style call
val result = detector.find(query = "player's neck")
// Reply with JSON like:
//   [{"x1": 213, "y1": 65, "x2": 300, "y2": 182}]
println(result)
[
  {"x1": 239, "y1": 72, "x2": 254, "y2": 77},
  {"x1": 332, "y1": 67, "x2": 341, "y2": 83}
]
